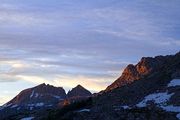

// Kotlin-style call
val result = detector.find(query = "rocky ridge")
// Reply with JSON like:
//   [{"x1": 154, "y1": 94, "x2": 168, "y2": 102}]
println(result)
[
  {"x1": 0, "y1": 84, "x2": 91, "y2": 119},
  {"x1": 106, "y1": 52, "x2": 180, "y2": 91}
]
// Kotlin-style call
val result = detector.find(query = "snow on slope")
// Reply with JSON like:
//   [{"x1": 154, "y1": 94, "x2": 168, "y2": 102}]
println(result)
[
  {"x1": 136, "y1": 92, "x2": 174, "y2": 107},
  {"x1": 168, "y1": 79, "x2": 180, "y2": 87},
  {"x1": 136, "y1": 79, "x2": 180, "y2": 119},
  {"x1": 30, "y1": 90, "x2": 35, "y2": 98},
  {"x1": 177, "y1": 113, "x2": 180, "y2": 120},
  {"x1": 21, "y1": 117, "x2": 34, "y2": 120},
  {"x1": 78, "y1": 109, "x2": 90, "y2": 112}
]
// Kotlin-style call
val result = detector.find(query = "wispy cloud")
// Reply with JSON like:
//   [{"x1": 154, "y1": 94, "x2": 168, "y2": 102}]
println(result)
[{"x1": 0, "y1": 2, "x2": 54, "y2": 28}]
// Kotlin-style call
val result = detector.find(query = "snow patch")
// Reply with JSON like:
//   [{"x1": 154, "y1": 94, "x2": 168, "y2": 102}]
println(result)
[
  {"x1": 3, "y1": 103, "x2": 12, "y2": 108},
  {"x1": 161, "y1": 105, "x2": 180, "y2": 113},
  {"x1": 114, "y1": 105, "x2": 131, "y2": 110},
  {"x1": 121, "y1": 105, "x2": 131, "y2": 109},
  {"x1": 53, "y1": 95, "x2": 61, "y2": 99},
  {"x1": 21, "y1": 117, "x2": 34, "y2": 120},
  {"x1": 28, "y1": 102, "x2": 44, "y2": 107},
  {"x1": 177, "y1": 113, "x2": 180, "y2": 120},
  {"x1": 52, "y1": 95, "x2": 64, "y2": 100},
  {"x1": 161, "y1": 105, "x2": 180, "y2": 120},
  {"x1": 136, "y1": 90, "x2": 180, "y2": 119},
  {"x1": 168, "y1": 79, "x2": 180, "y2": 87},
  {"x1": 30, "y1": 90, "x2": 34, "y2": 98},
  {"x1": 30, "y1": 107, "x2": 33, "y2": 110},
  {"x1": 36, "y1": 102, "x2": 44, "y2": 107},
  {"x1": 35, "y1": 93, "x2": 39, "y2": 98},
  {"x1": 11, "y1": 104, "x2": 18, "y2": 108},
  {"x1": 77, "y1": 109, "x2": 90, "y2": 112},
  {"x1": 47, "y1": 104, "x2": 53, "y2": 107},
  {"x1": 136, "y1": 92, "x2": 174, "y2": 107}
]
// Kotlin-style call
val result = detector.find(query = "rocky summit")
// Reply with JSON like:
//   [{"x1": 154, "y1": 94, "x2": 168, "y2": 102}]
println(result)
[
  {"x1": 106, "y1": 52, "x2": 180, "y2": 91},
  {"x1": 8, "y1": 83, "x2": 66, "y2": 106},
  {"x1": 0, "y1": 84, "x2": 91, "y2": 120},
  {"x1": 67, "y1": 85, "x2": 92, "y2": 98}
]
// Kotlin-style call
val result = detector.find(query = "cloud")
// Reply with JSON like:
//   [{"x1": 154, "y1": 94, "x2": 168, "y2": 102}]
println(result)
[
  {"x1": 0, "y1": 3, "x2": 54, "y2": 28},
  {"x1": 16, "y1": 74, "x2": 111, "y2": 92},
  {"x1": 0, "y1": 74, "x2": 18, "y2": 83},
  {"x1": 0, "y1": 49, "x2": 122, "y2": 92},
  {"x1": 0, "y1": 0, "x2": 180, "y2": 104}
]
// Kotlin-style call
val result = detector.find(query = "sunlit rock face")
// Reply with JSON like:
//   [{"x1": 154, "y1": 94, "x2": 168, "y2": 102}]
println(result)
[{"x1": 106, "y1": 52, "x2": 180, "y2": 91}]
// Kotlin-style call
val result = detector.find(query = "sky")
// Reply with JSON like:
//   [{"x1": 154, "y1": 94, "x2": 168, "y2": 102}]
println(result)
[{"x1": 0, "y1": 0, "x2": 180, "y2": 105}]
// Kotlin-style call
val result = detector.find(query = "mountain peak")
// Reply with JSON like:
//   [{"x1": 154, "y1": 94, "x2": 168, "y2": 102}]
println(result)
[
  {"x1": 6, "y1": 83, "x2": 66, "y2": 106},
  {"x1": 67, "y1": 85, "x2": 92, "y2": 98},
  {"x1": 76, "y1": 84, "x2": 85, "y2": 89},
  {"x1": 39, "y1": 83, "x2": 46, "y2": 86},
  {"x1": 106, "y1": 52, "x2": 180, "y2": 91},
  {"x1": 34, "y1": 83, "x2": 65, "y2": 90}
]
